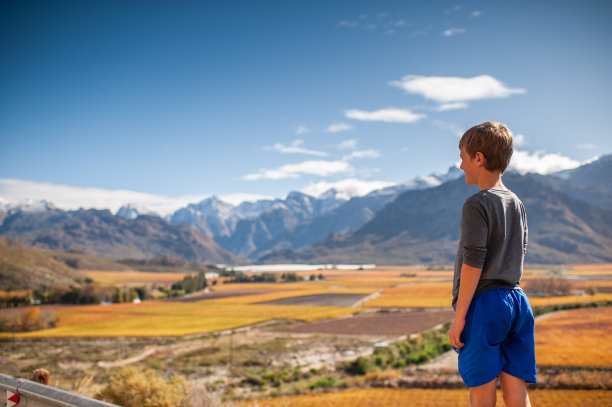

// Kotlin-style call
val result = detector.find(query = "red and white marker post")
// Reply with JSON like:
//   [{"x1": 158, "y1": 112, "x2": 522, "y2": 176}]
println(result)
[{"x1": 7, "y1": 390, "x2": 20, "y2": 407}]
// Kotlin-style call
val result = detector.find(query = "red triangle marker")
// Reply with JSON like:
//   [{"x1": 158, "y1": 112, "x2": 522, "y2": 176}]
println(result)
[{"x1": 7, "y1": 390, "x2": 20, "y2": 406}]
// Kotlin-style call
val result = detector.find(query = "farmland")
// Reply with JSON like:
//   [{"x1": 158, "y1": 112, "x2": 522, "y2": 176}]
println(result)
[
  {"x1": 535, "y1": 307, "x2": 612, "y2": 367},
  {"x1": 4, "y1": 301, "x2": 358, "y2": 337},
  {"x1": 1, "y1": 264, "x2": 611, "y2": 405},
  {"x1": 81, "y1": 270, "x2": 193, "y2": 286},
  {"x1": 235, "y1": 388, "x2": 612, "y2": 407}
]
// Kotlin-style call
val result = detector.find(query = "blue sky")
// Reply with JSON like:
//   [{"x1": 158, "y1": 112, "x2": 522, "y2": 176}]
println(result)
[{"x1": 1, "y1": 0, "x2": 611, "y2": 212}]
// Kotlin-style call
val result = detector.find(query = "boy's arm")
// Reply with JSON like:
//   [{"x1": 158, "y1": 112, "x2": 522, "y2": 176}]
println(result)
[{"x1": 448, "y1": 263, "x2": 482, "y2": 348}]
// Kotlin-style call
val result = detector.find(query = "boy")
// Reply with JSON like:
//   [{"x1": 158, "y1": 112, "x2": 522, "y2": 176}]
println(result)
[{"x1": 448, "y1": 122, "x2": 536, "y2": 407}]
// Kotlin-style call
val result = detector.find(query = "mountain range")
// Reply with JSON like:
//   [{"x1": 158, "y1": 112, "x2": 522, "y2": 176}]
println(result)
[
  {"x1": 0, "y1": 207, "x2": 243, "y2": 264},
  {"x1": 0, "y1": 155, "x2": 610, "y2": 265},
  {"x1": 260, "y1": 171, "x2": 612, "y2": 265}
]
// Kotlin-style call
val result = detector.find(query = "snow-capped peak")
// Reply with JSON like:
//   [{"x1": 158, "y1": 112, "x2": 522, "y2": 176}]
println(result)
[
  {"x1": 116, "y1": 203, "x2": 159, "y2": 220},
  {"x1": 5, "y1": 199, "x2": 56, "y2": 213}
]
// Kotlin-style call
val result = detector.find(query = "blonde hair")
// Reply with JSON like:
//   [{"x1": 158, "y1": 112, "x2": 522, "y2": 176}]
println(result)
[{"x1": 459, "y1": 121, "x2": 514, "y2": 173}]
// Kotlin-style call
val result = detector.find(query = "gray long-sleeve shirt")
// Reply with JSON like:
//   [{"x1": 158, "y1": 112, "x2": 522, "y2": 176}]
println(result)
[{"x1": 452, "y1": 188, "x2": 528, "y2": 310}]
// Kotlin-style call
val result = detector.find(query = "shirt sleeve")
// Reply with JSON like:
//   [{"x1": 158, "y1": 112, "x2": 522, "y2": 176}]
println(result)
[{"x1": 459, "y1": 198, "x2": 488, "y2": 269}]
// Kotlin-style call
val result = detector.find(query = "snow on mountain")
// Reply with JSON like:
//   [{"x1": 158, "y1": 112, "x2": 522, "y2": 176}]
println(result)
[
  {"x1": 115, "y1": 204, "x2": 159, "y2": 220},
  {"x1": 4, "y1": 199, "x2": 56, "y2": 214},
  {"x1": 402, "y1": 165, "x2": 462, "y2": 190},
  {"x1": 169, "y1": 196, "x2": 237, "y2": 238},
  {"x1": 317, "y1": 188, "x2": 348, "y2": 214}
]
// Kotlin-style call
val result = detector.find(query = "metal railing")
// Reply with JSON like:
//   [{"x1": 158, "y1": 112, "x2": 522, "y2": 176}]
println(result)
[{"x1": 0, "y1": 372, "x2": 120, "y2": 407}]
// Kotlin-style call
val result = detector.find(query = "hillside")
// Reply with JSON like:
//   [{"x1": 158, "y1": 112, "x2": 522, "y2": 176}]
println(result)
[
  {"x1": 259, "y1": 174, "x2": 612, "y2": 265},
  {"x1": 0, "y1": 238, "x2": 86, "y2": 291},
  {"x1": 0, "y1": 208, "x2": 246, "y2": 265}
]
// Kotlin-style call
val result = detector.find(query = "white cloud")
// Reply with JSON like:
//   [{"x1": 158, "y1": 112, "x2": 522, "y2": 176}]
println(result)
[
  {"x1": 243, "y1": 160, "x2": 352, "y2": 181},
  {"x1": 509, "y1": 150, "x2": 582, "y2": 175},
  {"x1": 295, "y1": 125, "x2": 310, "y2": 135},
  {"x1": 325, "y1": 122, "x2": 354, "y2": 133},
  {"x1": 471, "y1": 11, "x2": 482, "y2": 17},
  {"x1": 0, "y1": 179, "x2": 208, "y2": 217},
  {"x1": 437, "y1": 102, "x2": 468, "y2": 111},
  {"x1": 345, "y1": 108, "x2": 425, "y2": 123},
  {"x1": 266, "y1": 140, "x2": 328, "y2": 156},
  {"x1": 338, "y1": 139, "x2": 358, "y2": 150},
  {"x1": 442, "y1": 27, "x2": 467, "y2": 36},
  {"x1": 301, "y1": 178, "x2": 395, "y2": 200},
  {"x1": 514, "y1": 134, "x2": 526, "y2": 147},
  {"x1": 389, "y1": 75, "x2": 526, "y2": 103},
  {"x1": 343, "y1": 149, "x2": 381, "y2": 161}
]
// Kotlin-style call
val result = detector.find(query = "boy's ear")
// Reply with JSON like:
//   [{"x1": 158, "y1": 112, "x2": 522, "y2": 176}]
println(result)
[{"x1": 474, "y1": 152, "x2": 486, "y2": 167}]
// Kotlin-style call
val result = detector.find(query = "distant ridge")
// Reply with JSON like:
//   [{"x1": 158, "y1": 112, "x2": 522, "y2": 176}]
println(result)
[
  {"x1": 0, "y1": 208, "x2": 247, "y2": 265},
  {"x1": 259, "y1": 173, "x2": 612, "y2": 265}
]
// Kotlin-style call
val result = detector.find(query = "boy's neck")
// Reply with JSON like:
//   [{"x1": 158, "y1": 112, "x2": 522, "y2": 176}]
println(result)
[{"x1": 477, "y1": 170, "x2": 506, "y2": 191}]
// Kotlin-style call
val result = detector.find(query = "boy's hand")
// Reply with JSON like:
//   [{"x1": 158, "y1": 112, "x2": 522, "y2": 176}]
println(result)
[{"x1": 448, "y1": 317, "x2": 465, "y2": 348}]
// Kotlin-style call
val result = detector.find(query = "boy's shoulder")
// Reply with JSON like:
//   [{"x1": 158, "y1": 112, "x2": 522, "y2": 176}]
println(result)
[{"x1": 463, "y1": 189, "x2": 523, "y2": 210}]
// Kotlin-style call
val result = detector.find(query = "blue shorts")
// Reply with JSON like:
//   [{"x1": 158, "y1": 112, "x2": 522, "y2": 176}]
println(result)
[{"x1": 455, "y1": 288, "x2": 537, "y2": 388}]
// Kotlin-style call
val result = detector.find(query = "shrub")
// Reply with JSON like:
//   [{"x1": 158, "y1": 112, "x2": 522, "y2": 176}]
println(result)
[
  {"x1": 308, "y1": 376, "x2": 337, "y2": 390},
  {"x1": 341, "y1": 323, "x2": 452, "y2": 375},
  {"x1": 364, "y1": 368, "x2": 402, "y2": 384},
  {"x1": 96, "y1": 367, "x2": 191, "y2": 407},
  {"x1": 343, "y1": 356, "x2": 375, "y2": 375},
  {"x1": 525, "y1": 278, "x2": 573, "y2": 297},
  {"x1": 0, "y1": 307, "x2": 56, "y2": 332}
]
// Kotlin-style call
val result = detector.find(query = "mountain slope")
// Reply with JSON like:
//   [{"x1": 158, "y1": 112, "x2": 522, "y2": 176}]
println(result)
[
  {"x1": 528, "y1": 155, "x2": 612, "y2": 211},
  {"x1": 0, "y1": 238, "x2": 86, "y2": 291},
  {"x1": 554, "y1": 153, "x2": 612, "y2": 189},
  {"x1": 0, "y1": 208, "x2": 246, "y2": 264},
  {"x1": 259, "y1": 174, "x2": 612, "y2": 264}
]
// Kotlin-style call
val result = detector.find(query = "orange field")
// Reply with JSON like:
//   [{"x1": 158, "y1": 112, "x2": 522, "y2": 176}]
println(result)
[
  {"x1": 364, "y1": 283, "x2": 450, "y2": 308},
  {"x1": 2, "y1": 300, "x2": 358, "y2": 337},
  {"x1": 528, "y1": 293, "x2": 612, "y2": 307},
  {"x1": 234, "y1": 388, "x2": 612, "y2": 407},
  {"x1": 82, "y1": 270, "x2": 190, "y2": 286},
  {"x1": 567, "y1": 264, "x2": 612, "y2": 276},
  {"x1": 535, "y1": 307, "x2": 612, "y2": 368}
]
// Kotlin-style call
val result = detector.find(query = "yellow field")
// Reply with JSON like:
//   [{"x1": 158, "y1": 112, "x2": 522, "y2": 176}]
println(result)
[
  {"x1": 203, "y1": 288, "x2": 374, "y2": 305},
  {"x1": 2, "y1": 301, "x2": 357, "y2": 337},
  {"x1": 364, "y1": 283, "x2": 450, "y2": 308},
  {"x1": 529, "y1": 293, "x2": 612, "y2": 307},
  {"x1": 566, "y1": 264, "x2": 612, "y2": 276},
  {"x1": 82, "y1": 270, "x2": 190, "y2": 286},
  {"x1": 5, "y1": 264, "x2": 610, "y2": 338},
  {"x1": 234, "y1": 388, "x2": 612, "y2": 407},
  {"x1": 214, "y1": 276, "x2": 402, "y2": 292},
  {"x1": 535, "y1": 307, "x2": 612, "y2": 368}
]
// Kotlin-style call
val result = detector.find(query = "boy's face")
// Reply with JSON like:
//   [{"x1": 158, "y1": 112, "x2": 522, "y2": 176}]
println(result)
[{"x1": 459, "y1": 147, "x2": 481, "y2": 185}]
